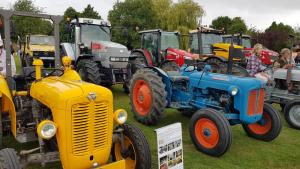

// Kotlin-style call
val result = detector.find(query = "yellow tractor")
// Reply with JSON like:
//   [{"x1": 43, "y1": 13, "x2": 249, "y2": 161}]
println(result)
[
  {"x1": 188, "y1": 27, "x2": 247, "y2": 76},
  {"x1": 0, "y1": 9, "x2": 151, "y2": 169},
  {"x1": 189, "y1": 26, "x2": 244, "y2": 63},
  {"x1": 21, "y1": 34, "x2": 55, "y2": 68}
]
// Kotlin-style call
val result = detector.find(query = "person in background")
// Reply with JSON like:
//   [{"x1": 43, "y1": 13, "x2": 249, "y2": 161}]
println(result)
[
  {"x1": 246, "y1": 43, "x2": 270, "y2": 83},
  {"x1": 0, "y1": 38, "x2": 16, "y2": 77},
  {"x1": 292, "y1": 46, "x2": 300, "y2": 64},
  {"x1": 274, "y1": 48, "x2": 295, "y2": 69}
]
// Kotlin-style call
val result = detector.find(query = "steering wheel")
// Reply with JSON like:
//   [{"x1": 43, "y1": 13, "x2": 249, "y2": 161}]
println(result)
[{"x1": 29, "y1": 69, "x2": 64, "y2": 79}]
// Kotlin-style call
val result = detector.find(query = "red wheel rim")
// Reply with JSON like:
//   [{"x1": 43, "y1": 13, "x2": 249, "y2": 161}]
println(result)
[
  {"x1": 195, "y1": 118, "x2": 219, "y2": 149},
  {"x1": 248, "y1": 112, "x2": 272, "y2": 135},
  {"x1": 133, "y1": 79, "x2": 152, "y2": 116}
]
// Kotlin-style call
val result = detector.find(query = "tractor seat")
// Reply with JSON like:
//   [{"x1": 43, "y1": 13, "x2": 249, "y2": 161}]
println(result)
[{"x1": 167, "y1": 71, "x2": 189, "y2": 82}]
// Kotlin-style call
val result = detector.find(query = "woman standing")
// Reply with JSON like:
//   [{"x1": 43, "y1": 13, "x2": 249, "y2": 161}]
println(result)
[{"x1": 246, "y1": 43, "x2": 269, "y2": 83}]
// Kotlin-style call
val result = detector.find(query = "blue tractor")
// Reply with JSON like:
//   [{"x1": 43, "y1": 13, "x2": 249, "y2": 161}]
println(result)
[{"x1": 129, "y1": 65, "x2": 282, "y2": 156}]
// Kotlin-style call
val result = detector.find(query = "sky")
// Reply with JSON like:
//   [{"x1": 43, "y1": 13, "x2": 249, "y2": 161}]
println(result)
[{"x1": 0, "y1": 0, "x2": 299, "y2": 31}]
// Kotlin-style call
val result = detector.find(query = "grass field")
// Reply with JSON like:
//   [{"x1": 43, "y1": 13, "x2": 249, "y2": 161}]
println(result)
[{"x1": 4, "y1": 85, "x2": 300, "y2": 169}]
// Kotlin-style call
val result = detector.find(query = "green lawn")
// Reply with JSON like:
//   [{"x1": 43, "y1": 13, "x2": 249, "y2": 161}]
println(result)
[{"x1": 5, "y1": 85, "x2": 300, "y2": 169}]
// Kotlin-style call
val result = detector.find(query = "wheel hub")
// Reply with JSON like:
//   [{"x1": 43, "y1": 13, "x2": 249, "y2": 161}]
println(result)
[
  {"x1": 289, "y1": 105, "x2": 300, "y2": 126},
  {"x1": 133, "y1": 80, "x2": 152, "y2": 116},
  {"x1": 203, "y1": 128, "x2": 211, "y2": 137}
]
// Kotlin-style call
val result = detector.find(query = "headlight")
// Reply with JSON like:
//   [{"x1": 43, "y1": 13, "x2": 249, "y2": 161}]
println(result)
[
  {"x1": 37, "y1": 120, "x2": 57, "y2": 140},
  {"x1": 114, "y1": 109, "x2": 128, "y2": 125},
  {"x1": 231, "y1": 88, "x2": 238, "y2": 96}
]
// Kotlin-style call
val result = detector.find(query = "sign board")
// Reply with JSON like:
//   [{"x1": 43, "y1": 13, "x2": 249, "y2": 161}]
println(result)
[{"x1": 155, "y1": 123, "x2": 184, "y2": 169}]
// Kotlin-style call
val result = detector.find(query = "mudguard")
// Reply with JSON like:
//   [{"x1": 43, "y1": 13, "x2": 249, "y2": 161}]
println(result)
[
  {"x1": 130, "y1": 49, "x2": 153, "y2": 66},
  {"x1": 0, "y1": 75, "x2": 17, "y2": 137}
]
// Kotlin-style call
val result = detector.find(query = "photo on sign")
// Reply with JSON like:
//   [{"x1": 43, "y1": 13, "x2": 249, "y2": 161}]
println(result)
[
  {"x1": 159, "y1": 144, "x2": 168, "y2": 154},
  {"x1": 168, "y1": 142, "x2": 175, "y2": 151},
  {"x1": 159, "y1": 155, "x2": 168, "y2": 169},
  {"x1": 175, "y1": 149, "x2": 183, "y2": 165},
  {"x1": 174, "y1": 139, "x2": 181, "y2": 148},
  {"x1": 168, "y1": 152, "x2": 176, "y2": 167}
]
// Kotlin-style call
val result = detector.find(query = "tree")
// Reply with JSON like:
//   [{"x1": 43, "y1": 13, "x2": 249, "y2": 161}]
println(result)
[
  {"x1": 81, "y1": 4, "x2": 101, "y2": 19},
  {"x1": 251, "y1": 22, "x2": 295, "y2": 51},
  {"x1": 11, "y1": 0, "x2": 53, "y2": 40},
  {"x1": 228, "y1": 17, "x2": 247, "y2": 34},
  {"x1": 108, "y1": 0, "x2": 157, "y2": 48},
  {"x1": 211, "y1": 16, "x2": 232, "y2": 33}
]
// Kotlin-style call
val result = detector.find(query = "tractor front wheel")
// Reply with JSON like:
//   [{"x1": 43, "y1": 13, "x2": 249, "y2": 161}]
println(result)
[
  {"x1": 242, "y1": 103, "x2": 282, "y2": 141},
  {"x1": 284, "y1": 101, "x2": 300, "y2": 130},
  {"x1": 0, "y1": 148, "x2": 21, "y2": 169},
  {"x1": 190, "y1": 109, "x2": 232, "y2": 157},
  {"x1": 76, "y1": 60, "x2": 101, "y2": 84},
  {"x1": 129, "y1": 69, "x2": 167, "y2": 125},
  {"x1": 113, "y1": 124, "x2": 151, "y2": 169}
]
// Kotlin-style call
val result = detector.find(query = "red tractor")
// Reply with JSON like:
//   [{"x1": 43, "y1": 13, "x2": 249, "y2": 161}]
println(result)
[
  {"x1": 128, "y1": 29, "x2": 196, "y2": 73},
  {"x1": 222, "y1": 34, "x2": 279, "y2": 65}
]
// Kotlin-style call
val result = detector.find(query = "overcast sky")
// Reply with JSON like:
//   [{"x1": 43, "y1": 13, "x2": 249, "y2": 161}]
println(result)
[{"x1": 0, "y1": 0, "x2": 299, "y2": 30}]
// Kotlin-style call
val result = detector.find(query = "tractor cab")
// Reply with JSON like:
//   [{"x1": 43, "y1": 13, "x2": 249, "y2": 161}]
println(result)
[
  {"x1": 189, "y1": 27, "x2": 244, "y2": 64},
  {"x1": 139, "y1": 29, "x2": 194, "y2": 67},
  {"x1": 222, "y1": 34, "x2": 252, "y2": 49}
]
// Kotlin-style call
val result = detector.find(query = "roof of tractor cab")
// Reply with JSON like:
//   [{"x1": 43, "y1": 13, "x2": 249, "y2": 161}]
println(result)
[
  {"x1": 222, "y1": 34, "x2": 251, "y2": 38},
  {"x1": 139, "y1": 29, "x2": 180, "y2": 35},
  {"x1": 189, "y1": 26, "x2": 225, "y2": 34},
  {"x1": 71, "y1": 18, "x2": 111, "y2": 26}
]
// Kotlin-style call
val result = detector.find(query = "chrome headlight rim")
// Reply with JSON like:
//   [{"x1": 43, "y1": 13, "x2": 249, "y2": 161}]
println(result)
[
  {"x1": 231, "y1": 88, "x2": 238, "y2": 96},
  {"x1": 114, "y1": 109, "x2": 128, "y2": 125},
  {"x1": 37, "y1": 120, "x2": 57, "y2": 140}
]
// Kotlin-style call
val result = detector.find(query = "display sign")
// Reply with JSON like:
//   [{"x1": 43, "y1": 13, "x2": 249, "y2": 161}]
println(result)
[{"x1": 155, "y1": 123, "x2": 184, "y2": 169}]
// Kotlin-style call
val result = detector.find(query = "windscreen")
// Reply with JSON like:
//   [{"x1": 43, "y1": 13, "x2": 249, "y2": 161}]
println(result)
[
  {"x1": 161, "y1": 32, "x2": 180, "y2": 51},
  {"x1": 30, "y1": 36, "x2": 55, "y2": 45},
  {"x1": 81, "y1": 24, "x2": 111, "y2": 45},
  {"x1": 202, "y1": 33, "x2": 222, "y2": 54}
]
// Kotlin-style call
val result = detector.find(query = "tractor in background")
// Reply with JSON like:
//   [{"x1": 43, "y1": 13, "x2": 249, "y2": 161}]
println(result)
[
  {"x1": 129, "y1": 44, "x2": 282, "y2": 157},
  {"x1": 0, "y1": 9, "x2": 151, "y2": 169},
  {"x1": 129, "y1": 29, "x2": 197, "y2": 73},
  {"x1": 222, "y1": 34, "x2": 279, "y2": 65},
  {"x1": 20, "y1": 34, "x2": 56, "y2": 68},
  {"x1": 61, "y1": 17, "x2": 130, "y2": 88}
]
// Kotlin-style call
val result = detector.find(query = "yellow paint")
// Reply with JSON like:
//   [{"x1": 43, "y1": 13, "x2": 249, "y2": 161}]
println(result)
[
  {"x1": 0, "y1": 75, "x2": 17, "y2": 137},
  {"x1": 32, "y1": 59, "x2": 43, "y2": 80},
  {"x1": 114, "y1": 136, "x2": 137, "y2": 169},
  {"x1": 62, "y1": 56, "x2": 72, "y2": 71},
  {"x1": 212, "y1": 43, "x2": 243, "y2": 61}
]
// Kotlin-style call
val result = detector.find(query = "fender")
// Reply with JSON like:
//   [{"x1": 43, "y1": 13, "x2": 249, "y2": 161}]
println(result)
[
  {"x1": 150, "y1": 67, "x2": 172, "y2": 106},
  {"x1": 0, "y1": 75, "x2": 17, "y2": 137},
  {"x1": 205, "y1": 55, "x2": 227, "y2": 62},
  {"x1": 130, "y1": 49, "x2": 153, "y2": 66}
]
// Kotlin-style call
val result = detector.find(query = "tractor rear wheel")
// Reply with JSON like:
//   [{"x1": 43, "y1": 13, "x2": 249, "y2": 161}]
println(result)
[
  {"x1": 0, "y1": 148, "x2": 21, "y2": 169},
  {"x1": 242, "y1": 103, "x2": 282, "y2": 141},
  {"x1": 161, "y1": 61, "x2": 180, "y2": 72},
  {"x1": 284, "y1": 101, "x2": 300, "y2": 130},
  {"x1": 190, "y1": 109, "x2": 232, "y2": 157},
  {"x1": 113, "y1": 124, "x2": 151, "y2": 169},
  {"x1": 76, "y1": 60, "x2": 101, "y2": 84},
  {"x1": 129, "y1": 69, "x2": 167, "y2": 125}
]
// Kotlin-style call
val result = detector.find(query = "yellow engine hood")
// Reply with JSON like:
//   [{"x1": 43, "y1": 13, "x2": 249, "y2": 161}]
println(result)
[
  {"x1": 213, "y1": 43, "x2": 243, "y2": 49},
  {"x1": 30, "y1": 71, "x2": 112, "y2": 110}
]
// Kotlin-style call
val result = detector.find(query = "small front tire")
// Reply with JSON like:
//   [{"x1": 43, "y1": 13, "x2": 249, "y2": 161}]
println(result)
[
  {"x1": 284, "y1": 101, "x2": 300, "y2": 130},
  {"x1": 189, "y1": 109, "x2": 232, "y2": 157},
  {"x1": 242, "y1": 103, "x2": 282, "y2": 141},
  {"x1": 0, "y1": 148, "x2": 21, "y2": 169},
  {"x1": 113, "y1": 124, "x2": 151, "y2": 169}
]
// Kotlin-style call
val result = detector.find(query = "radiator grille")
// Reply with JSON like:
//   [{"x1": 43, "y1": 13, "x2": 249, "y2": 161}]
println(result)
[
  {"x1": 247, "y1": 89, "x2": 265, "y2": 116},
  {"x1": 71, "y1": 102, "x2": 109, "y2": 155}
]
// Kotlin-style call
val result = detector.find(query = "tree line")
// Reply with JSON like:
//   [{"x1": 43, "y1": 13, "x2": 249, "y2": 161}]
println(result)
[{"x1": 1, "y1": 0, "x2": 299, "y2": 52}]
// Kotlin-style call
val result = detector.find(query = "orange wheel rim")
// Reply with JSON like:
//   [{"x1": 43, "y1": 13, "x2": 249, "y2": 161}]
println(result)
[
  {"x1": 195, "y1": 118, "x2": 219, "y2": 149},
  {"x1": 133, "y1": 79, "x2": 152, "y2": 116},
  {"x1": 248, "y1": 113, "x2": 272, "y2": 135}
]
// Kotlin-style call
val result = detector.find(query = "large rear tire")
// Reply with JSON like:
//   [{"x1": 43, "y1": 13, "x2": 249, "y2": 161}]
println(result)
[
  {"x1": 189, "y1": 109, "x2": 232, "y2": 157},
  {"x1": 242, "y1": 103, "x2": 282, "y2": 141},
  {"x1": 0, "y1": 148, "x2": 21, "y2": 169},
  {"x1": 76, "y1": 60, "x2": 101, "y2": 84},
  {"x1": 129, "y1": 69, "x2": 167, "y2": 125},
  {"x1": 113, "y1": 124, "x2": 151, "y2": 169},
  {"x1": 284, "y1": 101, "x2": 300, "y2": 130}
]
